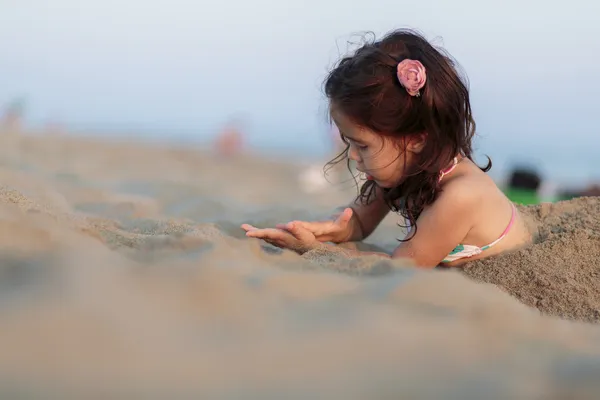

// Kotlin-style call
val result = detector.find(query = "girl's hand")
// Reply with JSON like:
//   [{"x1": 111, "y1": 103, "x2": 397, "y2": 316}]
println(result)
[
  {"x1": 241, "y1": 222, "x2": 321, "y2": 254},
  {"x1": 275, "y1": 207, "x2": 355, "y2": 243}
]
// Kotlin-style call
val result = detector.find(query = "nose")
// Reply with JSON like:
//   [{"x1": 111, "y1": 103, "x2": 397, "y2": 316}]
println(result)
[{"x1": 347, "y1": 145, "x2": 361, "y2": 163}]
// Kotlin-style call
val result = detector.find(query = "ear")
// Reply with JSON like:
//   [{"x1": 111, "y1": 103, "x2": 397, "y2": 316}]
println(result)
[{"x1": 406, "y1": 133, "x2": 427, "y2": 154}]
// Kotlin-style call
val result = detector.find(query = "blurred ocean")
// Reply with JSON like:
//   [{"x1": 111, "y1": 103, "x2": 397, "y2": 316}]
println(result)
[
  {"x1": 22, "y1": 125, "x2": 597, "y2": 191},
  {"x1": 155, "y1": 129, "x2": 600, "y2": 190},
  {"x1": 2, "y1": 0, "x2": 598, "y2": 190}
]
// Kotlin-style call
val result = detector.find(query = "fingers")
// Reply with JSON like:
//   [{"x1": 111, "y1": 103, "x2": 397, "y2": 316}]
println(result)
[
  {"x1": 245, "y1": 227, "x2": 287, "y2": 240},
  {"x1": 242, "y1": 223, "x2": 301, "y2": 242},
  {"x1": 334, "y1": 207, "x2": 353, "y2": 227},
  {"x1": 241, "y1": 222, "x2": 319, "y2": 254},
  {"x1": 244, "y1": 227, "x2": 296, "y2": 251},
  {"x1": 241, "y1": 224, "x2": 258, "y2": 232},
  {"x1": 242, "y1": 224, "x2": 288, "y2": 241},
  {"x1": 283, "y1": 222, "x2": 315, "y2": 242},
  {"x1": 241, "y1": 225, "x2": 284, "y2": 246},
  {"x1": 245, "y1": 217, "x2": 340, "y2": 241},
  {"x1": 277, "y1": 221, "x2": 311, "y2": 231},
  {"x1": 264, "y1": 238, "x2": 285, "y2": 248},
  {"x1": 278, "y1": 220, "x2": 329, "y2": 236}
]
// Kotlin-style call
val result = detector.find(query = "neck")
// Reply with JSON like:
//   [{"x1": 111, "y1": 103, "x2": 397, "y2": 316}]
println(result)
[{"x1": 439, "y1": 156, "x2": 459, "y2": 182}]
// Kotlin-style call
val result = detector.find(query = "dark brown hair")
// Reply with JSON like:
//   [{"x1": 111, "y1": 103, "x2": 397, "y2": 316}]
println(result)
[{"x1": 324, "y1": 29, "x2": 490, "y2": 239}]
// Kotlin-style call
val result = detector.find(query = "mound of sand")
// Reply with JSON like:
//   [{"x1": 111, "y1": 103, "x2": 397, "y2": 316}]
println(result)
[
  {"x1": 2, "y1": 132, "x2": 600, "y2": 398},
  {"x1": 463, "y1": 197, "x2": 600, "y2": 323}
]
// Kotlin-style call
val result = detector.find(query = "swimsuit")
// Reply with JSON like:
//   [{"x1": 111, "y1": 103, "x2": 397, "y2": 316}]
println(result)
[{"x1": 440, "y1": 203, "x2": 516, "y2": 263}]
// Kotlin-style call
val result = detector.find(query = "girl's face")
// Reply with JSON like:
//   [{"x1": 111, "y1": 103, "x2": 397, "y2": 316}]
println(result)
[{"x1": 331, "y1": 107, "x2": 419, "y2": 188}]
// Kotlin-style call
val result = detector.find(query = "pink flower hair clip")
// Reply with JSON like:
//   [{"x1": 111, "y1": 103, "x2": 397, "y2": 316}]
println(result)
[{"x1": 396, "y1": 59, "x2": 427, "y2": 97}]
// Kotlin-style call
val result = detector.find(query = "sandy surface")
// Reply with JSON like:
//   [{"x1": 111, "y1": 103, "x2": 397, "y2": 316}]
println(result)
[
  {"x1": 1, "y1": 131, "x2": 600, "y2": 399},
  {"x1": 464, "y1": 198, "x2": 600, "y2": 323}
]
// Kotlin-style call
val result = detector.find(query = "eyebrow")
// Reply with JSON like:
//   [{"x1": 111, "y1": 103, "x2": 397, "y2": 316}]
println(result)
[{"x1": 342, "y1": 133, "x2": 364, "y2": 144}]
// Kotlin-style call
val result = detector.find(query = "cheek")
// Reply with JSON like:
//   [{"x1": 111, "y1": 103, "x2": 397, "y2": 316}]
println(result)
[
  {"x1": 377, "y1": 150, "x2": 404, "y2": 169},
  {"x1": 376, "y1": 153, "x2": 408, "y2": 180}
]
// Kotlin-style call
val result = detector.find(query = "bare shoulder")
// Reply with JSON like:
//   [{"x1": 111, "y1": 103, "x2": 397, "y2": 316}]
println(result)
[
  {"x1": 438, "y1": 168, "x2": 492, "y2": 204},
  {"x1": 434, "y1": 159, "x2": 503, "y2": 220}
]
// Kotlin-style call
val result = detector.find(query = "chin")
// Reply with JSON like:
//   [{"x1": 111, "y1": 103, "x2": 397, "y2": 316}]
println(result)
[
  {"x1": 376, "y1": 177, "x2": 404, "y2": 189},
  {"x1": 373, "y1": 180, "x2": 392, "y2": 188}
]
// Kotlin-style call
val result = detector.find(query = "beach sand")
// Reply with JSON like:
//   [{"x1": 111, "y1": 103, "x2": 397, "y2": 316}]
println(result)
[
  {"x1": 1, "y1": 131, "x2": 600, "y2": 399},
  {"x1": 463, "y1": 198, "x2": 600, "y2": 323}
]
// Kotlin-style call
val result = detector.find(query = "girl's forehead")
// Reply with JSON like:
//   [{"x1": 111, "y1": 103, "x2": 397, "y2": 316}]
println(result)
[
  {"x1": 330, "y1": 109, "x2": 358, "y2": 132},
  {"x1": 330, "y1": 107, "x2": 378, "y2": 141},
  {"x1": 329, "y1": 107, "x2": 347, "y2": 125}
]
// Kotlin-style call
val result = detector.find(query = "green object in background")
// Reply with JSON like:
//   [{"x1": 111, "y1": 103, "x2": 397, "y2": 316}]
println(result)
[{"x1": 503, "y1": 188, "x2": 540, "y2": 205}]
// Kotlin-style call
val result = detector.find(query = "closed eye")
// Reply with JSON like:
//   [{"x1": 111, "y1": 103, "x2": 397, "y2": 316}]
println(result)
[{"x1": 346, "y1": 138, "x2": 367, "y2": 150}]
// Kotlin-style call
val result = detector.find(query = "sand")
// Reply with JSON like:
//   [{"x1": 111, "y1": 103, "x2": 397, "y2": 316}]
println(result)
[
  {"x1": 463, "y1": 198, "x2": 600, "y2": 323},
  {"x1": 1, "y1": 131, "x2": 600, "y2": 399}
]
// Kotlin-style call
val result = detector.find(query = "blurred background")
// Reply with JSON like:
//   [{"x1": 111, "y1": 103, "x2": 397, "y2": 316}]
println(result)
[{"x1": 1, "y1": 0, "x2": 599, "y2": 202}]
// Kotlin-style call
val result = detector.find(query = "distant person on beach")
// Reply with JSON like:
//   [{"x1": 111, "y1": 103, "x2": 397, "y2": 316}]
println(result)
[
  {"x1": 242, "y1": 29, "x2": 531, "y2": 267},
  {"x1": 1, "y1": 98, "x2": 25, "y2": 132},
  {"x1": 214, "y1": 120, "x2": 244, "y2": 157},
  {"x1": 504, "y1": 167, "x2": 542, "y2": 205}
]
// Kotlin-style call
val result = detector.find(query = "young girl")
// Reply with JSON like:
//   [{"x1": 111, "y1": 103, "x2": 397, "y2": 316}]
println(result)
[{"x1": 241, "y1": 29, "x2": 531, "y2": 268}]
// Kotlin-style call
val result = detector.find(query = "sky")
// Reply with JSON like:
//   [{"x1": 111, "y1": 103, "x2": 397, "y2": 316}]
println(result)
[{"x1": 1, "y1": 0, "x2": 599, "y2": 181}]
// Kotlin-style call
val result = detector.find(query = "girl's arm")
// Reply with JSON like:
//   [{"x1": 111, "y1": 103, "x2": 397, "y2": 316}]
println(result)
[
  {"x1": 334, "y1": 185, "x2": 390, "y2": 242},
  {"x1": 321, "y1": 180, "x2": 475, "y2": 265},
  {"x1": 390, "y1": 181, "x2": 476, "y2": 267},
  {"x1": 247, "y1": 181, "x2": 476, "y2": 267}
]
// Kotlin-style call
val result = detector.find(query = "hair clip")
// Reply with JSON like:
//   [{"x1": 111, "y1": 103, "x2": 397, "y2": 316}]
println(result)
[{"x1": 397, "y1": 59, "x2": 426, "y2": 97}]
